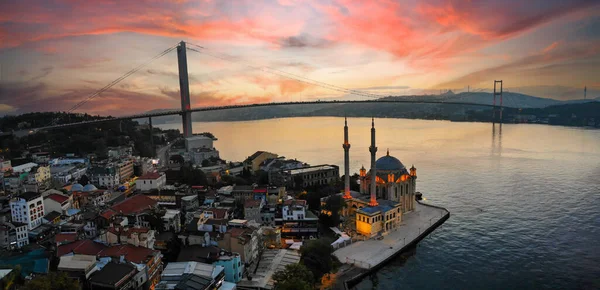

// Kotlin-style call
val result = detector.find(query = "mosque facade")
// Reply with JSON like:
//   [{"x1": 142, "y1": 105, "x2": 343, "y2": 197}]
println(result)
[{"x1": 341, "y1": 118, "x2": 418, "y2": 238}]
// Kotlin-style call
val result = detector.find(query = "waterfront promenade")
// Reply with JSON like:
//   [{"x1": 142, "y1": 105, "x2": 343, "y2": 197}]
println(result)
[{"x1": 334, "y1": 202, "x2": 448, "y2": 269}]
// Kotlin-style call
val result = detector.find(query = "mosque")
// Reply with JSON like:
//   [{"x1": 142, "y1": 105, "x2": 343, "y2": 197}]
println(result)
[{"x1": 340, "y1": 118, "x2": 417, "y2": 238}]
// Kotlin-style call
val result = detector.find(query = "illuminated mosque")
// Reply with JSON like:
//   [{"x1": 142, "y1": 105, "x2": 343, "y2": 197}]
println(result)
[{"x1": 341, "y1": 118, "x2": 417, "y2": 238}]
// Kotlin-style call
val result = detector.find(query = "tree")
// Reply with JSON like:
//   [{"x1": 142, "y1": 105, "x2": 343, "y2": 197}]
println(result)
[
  {"x1": 181, "y1": 163, "x2": 207, "y2": 186},
  {"x1": 319, "y1": 195, "x2": 346, "y2": 227},
  {"x1": 201, "y1": 159, "x2": 210, "y2": 167},
  {"x1": 272, "y1": 263, "x2": 313, "y2": 290},
  {"x1": 293, "y1": 175, "x2": 304, "y2": 189},
  {"x1": 256, "y1": 170, "x2": 269, "y2": 185},
  {"x1": 304, "y1": 191, "x2": 322, "y2": 211},
  {"x1": 22, "y1": 272, "x2": 79, "y2": 290},
  {"x1": 300, "y1": 238, "x2": 336, "y2": 282},
  {"x1": 78, "y1": 174, "x2": 90, "y2": 186}
]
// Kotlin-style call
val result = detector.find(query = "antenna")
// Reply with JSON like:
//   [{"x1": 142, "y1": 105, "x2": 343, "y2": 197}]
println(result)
[{"x1": 584, "y1": 86, "x2": 587, "y2": 100}]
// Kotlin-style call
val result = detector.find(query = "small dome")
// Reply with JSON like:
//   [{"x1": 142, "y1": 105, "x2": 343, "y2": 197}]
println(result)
[
  {"x1": 376, "y1": 154, "x2": 406, "y2": 171},
  {"x1": 71, "y1": 183, "x2": 84, "y2": 192},
  {"x1": 82, "y1": 184, "x2": 98, "y2": 192}
]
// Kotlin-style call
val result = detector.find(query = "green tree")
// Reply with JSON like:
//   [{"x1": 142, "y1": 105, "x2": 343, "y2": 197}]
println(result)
[
  {"x1": 319, "y1": 195, "x2": 346, "y2": 227},
  {"x1": 272, "y1": 263, "x2": 313, "y2": 290},
  {"x1": 181, "y1": 163, "x2": 208, "y2": 186},
  {"x1": 22, "y1": 272, "x2": 79, "y2": 290},
  {"x1": 300, "y1": 238, "x2": 337, "y2": 282},
  {"x1": 78, "y1": 174, "x2": 90, "y2": 186}
]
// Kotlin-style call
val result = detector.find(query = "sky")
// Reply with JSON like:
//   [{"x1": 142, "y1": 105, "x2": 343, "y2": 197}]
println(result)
[{"x1": 0, "y1": 0, "x2": 599, "y2": 116}]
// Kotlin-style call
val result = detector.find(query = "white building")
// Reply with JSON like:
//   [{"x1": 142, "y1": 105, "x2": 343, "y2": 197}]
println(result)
[
  {"x1": 136, "y1": 172, "x2": 166, "y2": 191},
  {"x1": 162, "y1": 209, "x2": 181, "y2": 233},
  {"x1": 0, "y1": 159, "x2": 12, "y2": 172},
  {"x1": 191, "y1": 147, "x2": 220, "y2": 165},
  {"x1": 282, "y1": 199, "x2": 307, "y2": 220},
  {"x1": 91, "y1": 172, "x2": 120, "y2": 188},
  {"x1": 185, "y1": 135, "x2": 214, "y2": 151},
  {"x1": 0, "y1": 222, "x2": 29, "y2": 249},
  {"x1": 12, "y1": 162, "x2": 38, "y2": 173},
  {"x1": 49, "y1": 158, "x2": 87, "y2": 166},
  {"x1": 10, "y1": 192, "x2": 45, "y2": 230},
  {"x1": 43, "y1": 193, "x2": 72, "y2": 214}
]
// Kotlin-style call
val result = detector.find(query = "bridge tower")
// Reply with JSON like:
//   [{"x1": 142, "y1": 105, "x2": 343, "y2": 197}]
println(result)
[
  {"x1": 493, "y1": 80, "x2": 503, "y2": 123},
  {"x1": 177, "y1": 41, "x2": 193, "y2": 138}
]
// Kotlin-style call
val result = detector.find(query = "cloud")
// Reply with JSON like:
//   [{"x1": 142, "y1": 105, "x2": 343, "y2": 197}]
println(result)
[
  {"x1": 277, "y1": 35, "x2": 331, "y2": 49},
  {"x1": 0, "y1": 104, "x2": 16, "y2": 114},
  {"x1": 64, "y1": 57, "x2": 112, "y2": 69},
  {"x1": 29, "y1": 66, "x2": 53, "y2": 81}
]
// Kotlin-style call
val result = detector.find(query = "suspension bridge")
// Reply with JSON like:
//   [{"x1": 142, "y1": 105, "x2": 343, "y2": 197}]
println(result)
[{"x1": 22, "y1": 41, "x2": 512, "y2": 136}]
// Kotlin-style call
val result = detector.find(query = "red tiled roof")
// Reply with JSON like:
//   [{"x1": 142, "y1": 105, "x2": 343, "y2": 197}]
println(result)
[
  {"x1": 107, "y1": 226, "x2": 151, "y2": 238},
  {"x1": 100, "y1": 209, "x2": 117, "y2": 219},
  {"x1": 284, "y1": 199, "x2": 307, "y2": 206},
  {"x1": 228, "y1": 227, "x2": 254, "y2": 239},
  {"x1": 252, "y1": 188, "x2": 267, "y2": 193},
  {"x1": 138, "y1": 172, "x2": 162, "y2": 180},
  {"x1": 55, "y1": 233, "x2": 77, "y2": 244},
  {"x1": 205, "y1": 208, "x2": 228, "y2": 219},
  {"x1": 57, "y1": 239, "x2": 107, "y2": 257},
  {"x1": 111, "y1": 195, "x2": 157, "y2": 215},
  {"x1": 46, "y1": 194, "x2": 69, "y2": 203},
  {"x1": 244, "y1": 199, "x2": 262, "y2": 208},
  {"x1": 98, "y1": 244, "x2": 159, "y2": 264}
]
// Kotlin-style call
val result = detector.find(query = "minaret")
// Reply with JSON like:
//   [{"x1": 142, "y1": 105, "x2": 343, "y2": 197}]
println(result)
[
  {"x1": 343, "y1": 117, "x2": 352, "y2": 199},
  {"x1": 369, "y1": 118, "x2": 378, "y2": 206}
]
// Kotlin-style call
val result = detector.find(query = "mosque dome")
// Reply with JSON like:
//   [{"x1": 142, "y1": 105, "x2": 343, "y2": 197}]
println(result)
[
  {"x1": 375, "y1": 150, "x2": 406, "y2": 172},
  {"x1": 82, "y1": 184, "x2": 98, "y2": 192},
  {"x1": 71, "y1": 183, "x2": 84, "y2": 192}
]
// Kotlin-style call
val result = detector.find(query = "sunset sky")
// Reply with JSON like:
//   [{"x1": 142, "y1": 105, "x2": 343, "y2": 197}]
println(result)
[{"x1": 0, "y1": 0, "x2": 599, "y2": 115}]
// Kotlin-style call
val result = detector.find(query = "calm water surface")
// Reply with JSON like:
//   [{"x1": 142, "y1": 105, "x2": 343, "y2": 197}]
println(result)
[{"x1": 159, "y1": 117, "x2": 600, "y2": 290}]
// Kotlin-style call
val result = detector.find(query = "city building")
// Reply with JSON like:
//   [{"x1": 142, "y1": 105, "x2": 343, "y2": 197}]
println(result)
[
  {"x1": 137, "y1": 172, "x2": 167, "y2": 191},
  {"x1": 89, "y1": 163, "x2": 122, "y2": 188},
  {"x1": 50, "y1": 165, "x2": 87, "y2": 186},
  {"x1": 278, "y1": 199, "x2": 318, "y2": 239},
  {"x1": 109, "y1": 195, "x2": 159, "y2": 228},
  {"x1": 71, "y1": 186, "x2": 112, "y2": 209},
  {"x1": 49, "y1": 157, "x2": 88, "y2": 166},
  {"x1": 162, "y1": 209, "x2": 181, "y2": 233},
  {"x1": 191, "y1": 147, "x2": 220, "y2": 165},
  {"x1": 243, "y1": 199, "x2": 263, "y2": 224},
  {"x1": 185, "y1": 135, "x2": 215, "y2": 151},
  {"x1": 0, "y1": 221, "x2": 29, "y2": 249},
  {"x1": 284, "y1": 165, "x2": 339, "y2": 188},
  {"x1": 218, "y1": 227, "x2": 260, "y2": 265},
  {"x1": 100, "y1": 226, "x2": 156, "y2": 248},
  {"x1": 107, "y1": 146, "x2": 133, "y2": 159},
  {"x1": 88, "y1": 261, "x2": 138, "y2": 290},
  {"x1": 117, "y1": 158, "x2": 134, "y2": 183},
  {"x1": 157, "y1": 261, "x2": 226, "y2": 290},
  {"x1": 10, "y1": 191, "x2": 44, "y2": 230},
  {"x1": 244, "y1": 151, "x2": 278, "y2": 173},
  {"x1": 0, "y1": 159, "x2": 12, "y2": 172},
  {"x1": 98, "y1": 244, "x2": 163, "y2": 289},
  {"x1": 43, "y1": 193, "x2": 72, "y2": 214},
  {"x1": 57, "y1": 254, "x2": 97, "y2": 283}
]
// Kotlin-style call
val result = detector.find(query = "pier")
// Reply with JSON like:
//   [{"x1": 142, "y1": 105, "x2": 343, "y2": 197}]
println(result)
[{"x1": 333, "y1": 202, "x2": 450, "y2": 288}]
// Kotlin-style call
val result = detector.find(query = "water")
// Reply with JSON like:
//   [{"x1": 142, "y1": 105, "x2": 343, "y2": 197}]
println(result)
[{"x1": 158, "y1": 117, "x2": 600, "y2": 289}]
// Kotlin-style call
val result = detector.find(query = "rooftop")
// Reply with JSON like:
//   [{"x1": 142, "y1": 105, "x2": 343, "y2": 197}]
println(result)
[
  {"x1": 238, "y1": 249, "x2": 300, "y2": 289},
  {"x1": 55, "y1": 233, "x2": 78, "y2": 244},
  {"x1": 14, "y1": 191, "x2": 41, "y2": 202},
  {"x1": 98, "y1": 244, "x2": 159, "y2": 264},
  {"x1": 43, "y1": 211, "x2": 62, "y2": 221},
  {"x1": 286, "y1": 165, "x2": 337, "y2": 175},
  {"x1": 357, "y1": 199, "x2": 400, "y2": 215},
  {"x1": 57, "y1": 239, "x2": 107, "y2": 257},
  {"x1": 89, "y1": 262, "x2": 136, "y2": 287},
  {"x1": 58, "y1": 254, "x2": 96, "y2": 271},
  {"x1": 244, "y1": 199, "x2": 262, "y2": 208},
  {"x1": 45, "y1": 193, "x2": 69, "y2": 204},
  {"x1": 138, "y1": 172, "x2": 163, "y2": 180},
  {"x1": 176, "y1": 246, "x2": 221, "y2": 263},
  {"x1": 111, "y1": 195, "x2": 157, "y2": 215}
]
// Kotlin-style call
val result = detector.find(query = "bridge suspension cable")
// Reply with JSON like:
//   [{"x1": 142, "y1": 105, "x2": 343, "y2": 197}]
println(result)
[
  {"x1": 51, "y1": 43, "x2": 179, "y2": 125},
  {"x1": 185, "y1": 42, "x2": 384, "y2": 100}
]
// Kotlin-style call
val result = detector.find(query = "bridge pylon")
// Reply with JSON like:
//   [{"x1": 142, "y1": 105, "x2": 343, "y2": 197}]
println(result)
[
  {"x1": 177, "y1": 41, "x2": 193, "y2": 138},
  {"x1": 493, "y1": 80, "x2": 503, "y2": 123}
]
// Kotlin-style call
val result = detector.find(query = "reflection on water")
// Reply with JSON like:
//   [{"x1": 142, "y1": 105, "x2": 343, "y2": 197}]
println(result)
[{"x1": 158, "y1": 117, "x2": 600, "y2": 290}]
